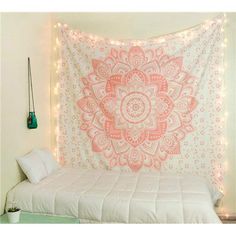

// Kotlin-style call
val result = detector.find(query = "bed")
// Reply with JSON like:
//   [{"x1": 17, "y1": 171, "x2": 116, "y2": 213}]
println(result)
[{"x1": 6, "y1": 167, "x2": 222, "y2": 223}]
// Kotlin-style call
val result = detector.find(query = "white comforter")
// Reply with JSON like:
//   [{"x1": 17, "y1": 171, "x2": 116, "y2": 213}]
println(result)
[{"x1": 6, "y1": 168, "x2": 221, "y2": 223}]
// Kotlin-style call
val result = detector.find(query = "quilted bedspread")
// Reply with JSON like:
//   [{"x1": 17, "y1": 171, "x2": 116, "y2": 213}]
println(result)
[{"x1": 6, "y1": 168, "x2": 221, "y2": 223}]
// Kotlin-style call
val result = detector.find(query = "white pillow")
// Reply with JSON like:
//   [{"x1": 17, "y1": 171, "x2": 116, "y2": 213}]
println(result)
[
  {"x1": 16, "y1": 150, "x2": 48, "y2": 184},
  {"x1": 206, "y1": 181, "x2": 224, "y2": 206},
  {"x1": 17, "y1": 149, "x2": 59, "y2": 184},
  {"x1": 34, "y1": 148, "x2": 59, "y2": 174}
]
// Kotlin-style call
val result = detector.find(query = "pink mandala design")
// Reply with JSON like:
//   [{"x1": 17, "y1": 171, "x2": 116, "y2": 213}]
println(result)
[{"x1": 77, "y1": 46, "x2": 197, "y2": 171}]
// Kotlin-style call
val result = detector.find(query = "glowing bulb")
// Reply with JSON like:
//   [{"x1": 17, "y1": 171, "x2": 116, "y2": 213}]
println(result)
[
  {"x1": 53, "y1": 148, "x2": 57, "y2": 156},
  {"x1": 54, "y1": 87, "x2": 58, "y2": 95},
  {"x1": 221, "y1": 43, "x2": 226, "y2": 48},
  {"x1": 159, "y1": 38, "x2": 165, "y2": 43},
  {"x1": 55, "y1": 127, "x2": 59, "y2": 135},
  {"x1": 133, "y1": 40, "x2": 142, "y2": 46},
  {"x1": 219, "y1": 67, "x2": 225, "y2": 73},
  {"x1": 57, "y1": 65, "x2": 60, "y2": 71},
  {"x1": 56, "y1": 38, "x2": 60, "y2": 46}
]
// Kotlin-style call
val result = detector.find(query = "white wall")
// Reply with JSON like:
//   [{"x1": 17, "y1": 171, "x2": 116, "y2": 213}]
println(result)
[
  {"x1": 1, "y1": 13, "x2": 235, "y2": 216},
  {"x1": 0, "y1": 13, "x2": 52, "y2": 214}
]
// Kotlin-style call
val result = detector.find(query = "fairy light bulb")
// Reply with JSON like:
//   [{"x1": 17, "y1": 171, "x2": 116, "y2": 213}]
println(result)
[
  {"x1": 56, "y1": 38, "x2": 60, "y2": 47},
  {"x1": 53, "y1": 147, "x2": 57, "y2": 156},
  {"x1": 54, "y1": 87, "x2": 58, "y2": 95},
  {"x1": 203, "y1": 24, "x2": 209, "y2": 30}
]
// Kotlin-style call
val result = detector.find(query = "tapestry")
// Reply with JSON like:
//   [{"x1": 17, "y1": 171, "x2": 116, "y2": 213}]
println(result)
[{"x1": 55, "y1": 15, "x2": 226, "y2": 189}]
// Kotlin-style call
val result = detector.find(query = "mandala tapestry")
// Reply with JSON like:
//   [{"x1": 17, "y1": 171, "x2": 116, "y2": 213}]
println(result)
[{"x1": 56, "y1": 15, "x2": 225, "y2": 188}]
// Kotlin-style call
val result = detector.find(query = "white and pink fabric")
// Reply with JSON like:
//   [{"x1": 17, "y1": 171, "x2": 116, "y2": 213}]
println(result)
[{"x1": 56, "y1": 15, "x2": 225, "y2": 190}]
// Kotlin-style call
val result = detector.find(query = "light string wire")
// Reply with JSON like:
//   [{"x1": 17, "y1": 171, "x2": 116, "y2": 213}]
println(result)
[{"x1": 53, "y1": 13, "x2": 229, "y2": 218}]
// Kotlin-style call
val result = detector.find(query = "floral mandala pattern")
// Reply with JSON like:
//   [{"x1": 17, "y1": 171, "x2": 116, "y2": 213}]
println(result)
[{"x1": 77, "y1": 46, "x2": 198, "y2": 171}]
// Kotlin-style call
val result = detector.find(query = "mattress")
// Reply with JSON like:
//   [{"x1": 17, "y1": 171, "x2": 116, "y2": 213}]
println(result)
[{"x1": 6, "y1": 167, "x2": 221, "y2": 223}]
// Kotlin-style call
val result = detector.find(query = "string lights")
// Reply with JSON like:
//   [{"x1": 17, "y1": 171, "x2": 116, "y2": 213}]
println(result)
[
  {"x1": 53, "y1": 14, "x2": 227, "y2": 48},
  {"x1": 53, "y1": 14, "x2": 229, "y2": 218},
  {"x1": 215, "y1": 13, "x2": 229, "y2": 220}
]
